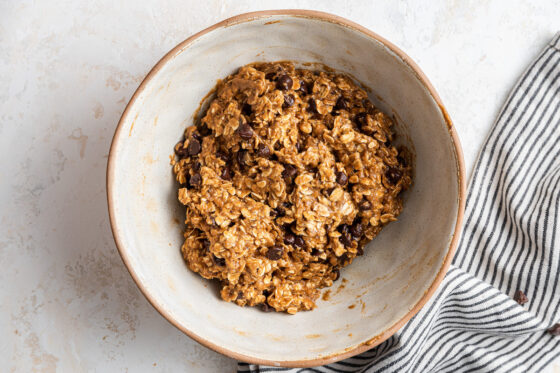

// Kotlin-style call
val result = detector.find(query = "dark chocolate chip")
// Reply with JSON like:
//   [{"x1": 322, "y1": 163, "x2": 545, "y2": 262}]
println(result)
[
  {"x1": 283, "y1": 94, "x2": 295, "y2": 109},
  {"x1": 242, "y1": 103, "x2": 253, "y2": 116},
  {"x1": 298, "y1": 80, "x2": 309, "y2": 95},
  {"x1": 335, "y1": 96, "x2": 349, "y2": 111},
  {"x1": 339, "y1": 232, "x2": 352, "y2": 247},
  {"x1": 282, "y1": 164, "x2": 297, "y2": 180},
  {"x1": 359, "y1": 200, "x2": 372, "y2": 211},
  {"x1": 350, "y1": 222, "x2": 363, "y2": 240},
  {"x1": 216, "y1": 151, "x2": 229, "y2": 162},
  {"x1": 212, "y1": 254, "x2": 225, "y2": 266},
  {"x1": 192, "y1": 161, "x2": 201, "y2": 171},
  {"x1": 385, "y1": 167, "x2": 403, "y2": 185},
  {"x1": 202, "y1": 239, "x2": 210, "y2": 251},
  {"x1": 357, "y1": 246, "x2": 364, "y2": 256},
  {"x1": 197, "y1": 123, "x2": 211, "y2": 136},
  {"x1": 220, "y1": 167, "x2": 232, "y2": 180},
  {"x1": 175, "y1": 142, "x2": 187, "y2": 157},
  {"x1": 261, "y1": 303, "x2": 274, "y2": 312},
  {"x1": 308, "y1": 98, "x2": 318, "y2": 113},
  {"x1": 293, "y1": 235, "x2": 305, "y2": 248},
  {"x1": 273, "y1": 207, "x2": 285, "y2": 218},
  {"x1": 333, "y1": 269, "x2": 340, "y2": 281},
  {"x1": 187, "y1": 138, "x2": 201, "y2": 156},
  {"x1": 284, "y1": 232, "x2": 296, "y2": 246},
  {"x1": 336, "y1": 171, "x2": 348, "y2": 186},
  {"x1": 266, "y1": 245, "x2": 284, "y2": 260},
  {"x1": 189, "y1": 173, "x2": 202, "y2": 188},
  {"x1": 354, "y1": 112, "x2": 368, "y2": 128},
  {"x1": 265, "y1": 72, "x2": 277, "y2": 81},
  {"x1": 237, "y1": 150, "x2": 248, "y2": 167},
  {"x1": 338, "y1": 224, "x2": 350, "y2": 235},
  {"x1": 237, "y1": 123, "x2": 254, "y2": 140},
  {"x1": 276, "y1": 75, "x2": 293, "y2": 90},
  {"x1": 514, "y1": 290, "x2": 529, "y2": 305},
  {"x1": 257, "y1": 143, "x2": 271, "y2": 158}
]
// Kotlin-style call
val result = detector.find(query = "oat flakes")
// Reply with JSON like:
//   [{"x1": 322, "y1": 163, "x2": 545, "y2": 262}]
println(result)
[{"x1": 171, "y1": 62, "x2": 412, "y2": 314}]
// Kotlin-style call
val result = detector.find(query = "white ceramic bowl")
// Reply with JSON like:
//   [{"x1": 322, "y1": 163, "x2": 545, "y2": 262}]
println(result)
[{"x1": 107, "y1": 10, "x2": 465, "y2": 367}]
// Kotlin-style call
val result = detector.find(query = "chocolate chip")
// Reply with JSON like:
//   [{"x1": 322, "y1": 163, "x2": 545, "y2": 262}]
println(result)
[
  {"x1": 261, "y1": 303, "x2": 274, "y2": 312},
  {"x1": 293, "y1": 235, "x2": 305, "y2": 248},
  {"x1": 220, "y1": 167, "x2": 232, "y2": 180},
  {"x1": 386, "y1": 167, "x2": 403, "y2": 185},
  {"x1": 308, "y1": 98, "x2": 318, "y2": 113},
  {"x1": 189, "y1": 173, "x2": 201, "y2": 188},
  {"x1": 276, "y1": 75, "x2": 293, "y2": 90},
  {"x1": 242, "y1": 103, "x2": 253, "y2": 116},
  {"x1": 338, "y1": 224, "x2": 350, "y2": 235},
  {"x1": 175, "y1": 142, "x2": 187, "y2": 157},
  {"x1": 212, "y1": 254, "x2": 225, "y2": 266},
  {"x1": 265, "y1": 72, "x2": 277, "y2": 81},
  {"x1": 237, "y1": 150, "x2": 248, "y2": 167},
  {"x1": 350, "y1": 222, "x2": 363, "y2": 240},
  {"x1": 514, "y1": 290, "x2": 528, "y2": 305},
  {"x1": 216, "y1": 151, "x2": 229, "y2": 162},
  {"x1": 202, "y1": 239, "x2": 210, "y2": 251},
  {"x1": 548, "y1": 323, "x2": 560, "y2": 336},
  {"x1": 257, "y1": 143, "x2": 271, "y2": 158},
  {"x1": 311, "y1": 248, "x2": 321, "y2": 256},
  {"x1": 197, "y1": 123, "x2": 211, "y2": 136},
  {"x1": 298, "y1": 80, "x2": 309, "y2": 95},
  {"x1": 282, "y1": 94, "x2": 295, "y2": 109},
  {"x1": 336, "y1": 171, "x2": 348, "y2": 186},
  {"x1": 192, "y1": 161, "x2": 201, "y2": 171},
  {"x1": 340, "y1": 253, "x2": 350, "y2": 264},
  {"x1": 359, "y1": 200, "x2": 372, "y2": 211},
  {"x1": 273, "y1": 206, "x2": 285, "y2": 218},
  {"x1": 266, "y1": 245, "x2": 284, "y2": 260},
  {"x1": 354, "y1": 112, "x2": 368, "y2": 129},
  {"x1": 335, "y1": 96, "x2": 349, "y2": 111},
  {"x1": 237, "y1": 123, "x2": 254, "y2": 140},
  {"x1": 284, "y1": 232, "x2": 296, "y2": 246},
  {"x1": 339, "y1": 232, "x2": 352, "y2": 247},
  {"x1": 333, "y1": 269, "x2": 340, "y2": 281},
  {"x1": 282, "y1": 164, "x2": 297, "y2": 180},
  {"x1": 186, "y1": 138, "x2": 201, "y2": 156}
]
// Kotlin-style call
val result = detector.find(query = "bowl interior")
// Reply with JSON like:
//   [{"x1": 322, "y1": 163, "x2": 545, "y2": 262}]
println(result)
[{"x1": 109, "y1": 13, "x2": 462, "y2": 365}]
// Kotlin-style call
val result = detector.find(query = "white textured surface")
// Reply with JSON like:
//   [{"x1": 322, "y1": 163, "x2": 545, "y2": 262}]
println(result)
[{"x1": 1, "y1": 1, "x2": 559, "y2": 372}]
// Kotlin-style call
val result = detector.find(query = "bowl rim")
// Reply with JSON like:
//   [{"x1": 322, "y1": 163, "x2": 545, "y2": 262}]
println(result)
[{"x1": 106, "y1": 9, "x2": 466, "y2": 367}]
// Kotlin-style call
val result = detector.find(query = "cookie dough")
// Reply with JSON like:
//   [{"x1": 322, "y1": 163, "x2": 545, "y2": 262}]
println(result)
[{"x1": 171, "y1": 62, "x2": 412, "y2": 314}]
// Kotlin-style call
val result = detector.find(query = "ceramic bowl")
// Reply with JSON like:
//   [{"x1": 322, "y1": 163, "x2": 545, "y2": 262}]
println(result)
[{"x1": 107, "y1": 10, "x2": 465, "y2": 367}]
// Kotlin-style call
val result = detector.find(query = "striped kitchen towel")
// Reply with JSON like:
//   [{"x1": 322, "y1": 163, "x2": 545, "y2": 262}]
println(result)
[{"x1": 238, "y1": 32, "x2": 560, "y2": 372}]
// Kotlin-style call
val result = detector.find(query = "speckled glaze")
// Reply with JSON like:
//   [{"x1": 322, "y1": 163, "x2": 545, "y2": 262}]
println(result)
[{"x1": 107, "y1": 10, "x2": 466, "y2": 367}]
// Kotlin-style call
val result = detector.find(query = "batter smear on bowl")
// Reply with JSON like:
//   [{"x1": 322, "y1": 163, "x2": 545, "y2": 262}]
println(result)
[{"x1": 171, "y1": 62, "x2": 412, "y2": 314}]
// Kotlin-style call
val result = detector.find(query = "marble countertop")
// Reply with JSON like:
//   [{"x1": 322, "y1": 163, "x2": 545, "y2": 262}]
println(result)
[{"x1": 1, "y1": 1, "x2": 559, "y2": 371}]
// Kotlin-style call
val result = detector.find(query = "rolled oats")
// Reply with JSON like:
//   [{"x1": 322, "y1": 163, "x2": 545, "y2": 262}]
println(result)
[{"x1": 172, "y1": 62, "x2": 412, "y2": 313}]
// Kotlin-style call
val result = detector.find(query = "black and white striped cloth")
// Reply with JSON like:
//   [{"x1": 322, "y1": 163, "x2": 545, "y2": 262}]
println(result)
[{"x1": 238, "y1": 33, "x2": 560, "y2": 373}]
